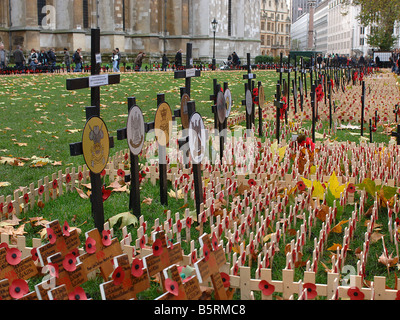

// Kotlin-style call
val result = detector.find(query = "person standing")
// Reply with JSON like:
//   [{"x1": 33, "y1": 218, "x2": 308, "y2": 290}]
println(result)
[
  {"x1": 161, "y1": 53, "x2": 169, "y2": 71},
  {"x1": 134, "y1": 52, "x2": 146, "y2": 72},
  {"x1": 112, "y1": 49, "x2": 119, "y2": 72},
  {"x1": 13, "y1": 45, "x2": 25, "y2": 70},
  {"x1": 116, "y1": 48, "x2": 121, "y2": 71},
  {"x1": 175, "y1": 49, "x2": 183, "y2": 69},
  {"x1": 73, "y1": 48, "x2": 82, "y2": 72},
  {"x1": 47, "y1": 48, "x2": 56, "y2": 72},
  {"x1": 64, "y1": 48, "x2": 70, "y2": 72},
  {"x1": 0, "y1": 43, "x2": 6, "y2": 69}
]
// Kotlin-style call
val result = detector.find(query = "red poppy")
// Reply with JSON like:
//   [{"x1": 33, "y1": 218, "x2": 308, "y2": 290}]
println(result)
[
  {"x1": 69, "y1": 248, "x2": 79, "y2": 257},
  {"x1": 176, "y1": 220, "x2": 182, "y2": 233},
  {"x1": 316, "y1": 84, "x2": 324, "y2": 102},
  {"x1": 63, "y1": 253, "x2": 77, "y2": 272},
  {"x1": 68, "y1": 287, "x2": 88, "y2": 300},
  {"x1": 85, "y1": 237, "x2": 97, "y2": 254},
  {"x1": 347, "y1": 183, "x2": 356, "y2": 193},
  {"x1": 305, "y1": 137, "x2": 315, "y2": 152},
  {"x1": 203, "y1": 244, "x2": 210, "y2": 262},
  {"x1": 396, "y1": 290, "x2": 400, "y2": 300},
  {"x1": 165, "y1": 278, "x2": 179, "y2": 296},
  {"x1": 191, "y1": 251, "x2": 197, "y2": 264},
  {"x1": 303, "y1": 283, "x2": 317, "y2": 299},
  {"x1": 38, "y1": 185, "x2": 45, "y2": 195},
  {"x1": 78, "y1": 172, "x2": 83, "y2": 181},
  {"x1": 186, "y1": 216, "x2": 192, "y2": 229},
  {"x1": 280, "y1": 96, "x2": 288, "y2": 120},
  {"x1": 102, "y1": 229, "x2": 112, "y2": 246},
  {"x1": 259, "y1": 280, "x2": 275, "y2": 296},
  {"x1": 62, "y1": 221, "x2": 70, "y2": 237},
  {"x1": 102, "y1": 186, "x2": 112, "y2": 202},
  {"x1": 220, "y1": 272, "x2": 230, "y2": 288},
  {"x1": 131, "y1": 258, "x2": 144, "y2": 278},
  {"x1": 65, "y1": 173, "x2": 72, "y2": 184},
  {"x1": 52, "y1": 179, "x2": 58, "y2": 190},
  {"x1": 248, "y1": 179, "x2": 257, "y2": 187},
  {"x1": 152, "y1": 238, "x2": 163, "y2": 257},
  {"x1": 9, "y1": 279, "x2": 29, "y2": 299},
  {"x1": 23, "y1": 193, "x2": 29, "y2": 204},
  {"x1": 31, "y1": 247, "x2": 38, "y2": 261},
  {"x1": 6, "y1": 248, "x2": 22, "y2": 266},
  {"x1": 112, "y1": 266, "x2": 125, "y2": 286},
  {"x1": 233, "y1": 263, "x2": 239, "y2": 276},
  {"x1": 47, "y1": 228, "x2": 57, "y2": 244},
  {"x1": 124, "y1": 153, "x2": 129, "y2": 161},
  {"x1": 139, "y1": 235, "x2": 146, "y2": 249},
  {"x1": 211, "y1": 233, "x2": 219, "y2": 251},
  {"x1": 117, "y1": 169, "x2": 125, "y2": 177},
  {"x1": 347, "y1": 286, "x2": 364, "y2": 300},
  {"x1": 7, "y1": 202, "x2": 13, "y2": 214},
  {"x1": 253, "y1": 87, "x2": 259, "y2": 105},
  {"x1": 101, "y1": 169, "x2": 106, "y2": 177}
]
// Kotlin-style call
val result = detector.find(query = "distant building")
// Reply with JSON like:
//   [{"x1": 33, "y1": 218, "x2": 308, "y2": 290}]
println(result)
[
  {"x1": 290, "y1": 13, "x2": 309, "y2": 51},
  {"x1": 291, "y1": 0, "x2": 322, "y2": 23},
  {"x1": 0, "y1": 0, "x2": 260, "y2": 64},
  {"x1": 260, "y1": 0, "x2": 291, "y2": 56}
]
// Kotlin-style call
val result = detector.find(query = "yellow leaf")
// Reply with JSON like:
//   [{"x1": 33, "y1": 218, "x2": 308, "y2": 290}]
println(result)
[
  {"x1": 278, "y1": 146, "x2": 287, "y2": 162},
  {"x1": 312, "y1": 180, "x2": 325, "y2": 200},
  {"x1": 328, "y1": 171, "x2": 347, "y2": 198},
  {"x1": 310, "y1": 165, "x2": 317, "y2": 175},
  {"x1": 0, "y1": 182, "x2": 11, "y2": 187},
  {"x1": 327, "y1": 243, "x2": 342, "y2": 251},
  {"x1": 331, "y1": 220, "x2": 349, "y2": 234}
]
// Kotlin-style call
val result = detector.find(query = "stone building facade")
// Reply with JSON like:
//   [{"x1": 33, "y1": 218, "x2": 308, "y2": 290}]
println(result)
[
  {"x1": 0, "y1": 0, "x2": 260, "y2": 64},
  {"x1": 260, "y1": 0, "x2": 291, "y2": 57}
]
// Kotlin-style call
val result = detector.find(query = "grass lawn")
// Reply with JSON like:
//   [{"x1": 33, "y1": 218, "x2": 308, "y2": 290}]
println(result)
[{"x1": 0, "y1": 69, "x2": 398, "y2": 300}]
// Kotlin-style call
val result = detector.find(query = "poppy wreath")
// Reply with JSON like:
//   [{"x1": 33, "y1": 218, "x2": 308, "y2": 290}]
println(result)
[
  {"x1": 280, "y1": 96, "x2": 288, "y2": 120},
  {"x1": 316, "y1": 84, "x2": 324, "y2": 102},
  {"x1": 252, "y1": 87, "x2": 259, "y2": 105}
]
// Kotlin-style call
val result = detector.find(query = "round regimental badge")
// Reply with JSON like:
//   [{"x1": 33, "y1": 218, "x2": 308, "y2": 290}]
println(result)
[
  {"x1": 127, "y1": 105, "x2": 145, "y2": 156},
  {"x1": 217, "y1": 91, "x2": 226, "y2": 124},
  {"x1": 82, "y1": 116, "x2": 110, "y2": 174},
  {"x1": 224, "y1": 88, "x2": 232, "y2": 118},
  {"x1": 154, "y1": 102, "x2": 173, "y2": 146},
  {"x1": 188, "y1": 112, "x2": 206, "y2": 164},
  {"x1": 246, "y1": 89, "x2": 253, "y2": 115}
]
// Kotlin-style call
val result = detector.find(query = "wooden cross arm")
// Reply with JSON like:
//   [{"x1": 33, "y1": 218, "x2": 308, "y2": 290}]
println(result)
[
  {"x1": 66, "y1": 74, "x2": 120, "y2": 91},
  {"x1": 69, "y1": 136, "x2": 114, "y2": 157},
  {"x1": 243, "y1": 73, "x2": 256, "y2": 80},
  {"x1": 174, "y1": 69, "x2": 201, "y2": 79}
]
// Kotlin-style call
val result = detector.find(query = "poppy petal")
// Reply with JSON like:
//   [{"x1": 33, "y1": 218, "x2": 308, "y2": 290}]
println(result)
[
  {"x1": 9, "y1": 279, "x2": 29, "y2": 299},
  {"x1": 165, "y1": 278, "x2": 179, "y2": 296},
  {"x1": 131, "y1": 258, "x2": 144, "y2": 278},
  {"x1": 259, "y1": 280, "x2": 275, "y2": 296},
  {"x1": 6, "y1": 248, "x2": 22, "y2": 266},
  {"x1": 152, "y1": 239, "x2": 163, "y2": 257},
  {"x1": 112, "y1": 266, "x2": 125, "y2": 286},
  {"x1": 63, "y1": 253, "x2": 77, "y2": 272}
]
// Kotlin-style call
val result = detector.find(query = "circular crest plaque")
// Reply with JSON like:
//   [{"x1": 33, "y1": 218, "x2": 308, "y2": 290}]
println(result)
[
  {"x1": 188, "y1": 112, "x2": 206, "y2": 164},
  {"x1": 180, "y1": 93, "x2": 190, "y2": 129},
  {"x1": 127, "y1": 105, "x2": 145, "y2": 156},
  {"x1": 154, "y1": 102, "x2": 173, "y2": 146},
  {"x1": 82, "y1": 116, "x2": 110, "y2": 174},
  {"x1": 217, "y1": 91, "x2": 226, "y2": 124},
  {"x1": 246, "y1": 89, "x2": 253, "y2": 115},
  {"x1": 224, "y1": 88, "x2": 232, "y2": 118}
]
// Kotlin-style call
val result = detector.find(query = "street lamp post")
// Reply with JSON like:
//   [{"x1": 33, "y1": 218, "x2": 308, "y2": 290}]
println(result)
[{"x1": 211, "y1": 18, "x2": 218, "y2": 71}]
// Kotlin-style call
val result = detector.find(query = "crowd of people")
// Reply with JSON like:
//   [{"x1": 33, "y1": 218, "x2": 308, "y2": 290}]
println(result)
[{"x1": 390, "y1": 49, "x2": 400, "y2": 75}]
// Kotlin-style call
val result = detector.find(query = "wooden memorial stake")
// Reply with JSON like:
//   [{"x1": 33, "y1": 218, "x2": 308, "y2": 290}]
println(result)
[
  {"x1": 79, "y1": 228, "x2": 123, "y2": 281},
  {"x1": 311, "y1": 84, "x2": 316, "y2": 143},
  {"x1": 299, "y1": 73, "x2": 304, "y2": 112},
  {"x1": 154, "y1": 94, "x2": 173, "y2": 206},
  {"x1": 369, "y1": 119, "x2": 373, "y2": 143},
  {"x1": 301, "y1": 57, "x2": 308, "y2": 98},
  {"x1": 361, "y1": 81, "x2": 365, "y2": 136},
  {"x1": 243, "y1": 53, "x2": 256, "y2": 130},
  {"x1": 99, "y1": 253, "x2": 150, "y2": 300},
  {"x1": 0, "y1": 247, "x2": 38, "y2": 284},
  {"x1": 258, "y1": 81, "x2": 265, "y2": 136},
  {"x1": 194, "y1": 233, "x2": 234, "y2": 300},
  {"x1": 328, "y1": 75, "x2": 333, "y2": 130},
  {"x1": 285, "y1": 54, "x2": 291, "y2": 115},
  {"x1": 117, "y1": 97, "x2": 146, "y2": 217},
  {"x1": 67, "y1": 29, "x2": 120, "y2": 232}
]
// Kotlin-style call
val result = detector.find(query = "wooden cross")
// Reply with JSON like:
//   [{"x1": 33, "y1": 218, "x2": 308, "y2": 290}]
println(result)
[
  {"x1": 142, "y1": 231, "x2": 183, "y2": 283},
  {"x1": 117, "y1": 97, "x2": 150, "y2": 217},
  {"x1": 369, "y1": 119, "x2": 373, "y2": 143},
  {"x1": 328, "y1": 74, "x2": 333, "y2": 129},
  {"x1": 36, "y1": 220, "x2": 80, "y2": 267},
  {"x1": 243, "y1": 53, "x2": 256, "y2": 130},
  {"x1": 257, "y1": 81, "x2": 265, "y2": 136},
  {"x1": 0, "y1": 247, "x2": 38, "y2": 284},
  {"x1": 66, "y1": 29, "x2": 120, "y2": 232},
  {"x1": 300, "y1": 57, "x2": 308, "y2": 98},
  {"x1": 311, "y1": 84, "x2": 316, "y2": 143},
  {"x1": 194, "y1": 233, "x2": 234, "y2": 300},
  {"x1": 78, "y1": 228, "x2": 123, "y2": 281},
  {"x1": 0, "y1": 278, "x2": 37, "y2": 300},
  {"x1": 156, "y1": 264, "x2": 202, "y2": 300},
  {"x1": 45, "y1": 251, "x2": 88, "y2": 295},
  {"x1": 99, "y1": 253, "x2": 150, "y2": 300}
]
